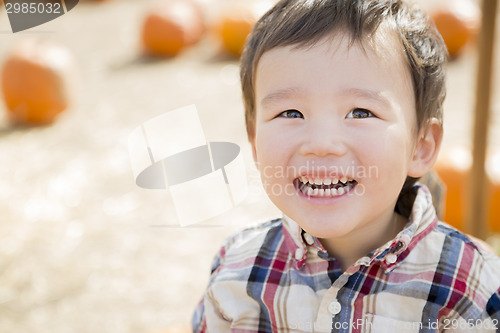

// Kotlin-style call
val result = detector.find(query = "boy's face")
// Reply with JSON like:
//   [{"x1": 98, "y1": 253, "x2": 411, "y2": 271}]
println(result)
[{"x1": 251, "y1": 33, "x2": 426, "y2": 240}]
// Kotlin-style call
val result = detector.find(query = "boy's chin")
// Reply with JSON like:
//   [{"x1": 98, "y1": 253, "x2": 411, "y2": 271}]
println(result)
[{"x1": 291, "y1": 212, "x2": 360, "y2": 239}]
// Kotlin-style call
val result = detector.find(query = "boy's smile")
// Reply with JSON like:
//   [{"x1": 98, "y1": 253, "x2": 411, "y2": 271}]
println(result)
[
  {"x1": 251, "y1": 32, "x2": 427, "y2": 260},
  {"x1": 295, "y1": 174, "x2": 357, "y2": 199}
]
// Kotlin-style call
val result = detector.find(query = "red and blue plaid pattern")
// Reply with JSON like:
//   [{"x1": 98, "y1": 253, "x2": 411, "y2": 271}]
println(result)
[{"x1": 193, "y1": 185, "x2": 500, "y2": 332}]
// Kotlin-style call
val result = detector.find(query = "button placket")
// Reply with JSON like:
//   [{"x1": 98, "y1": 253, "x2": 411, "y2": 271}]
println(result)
[
  {"x1": 328, "y1": 300, "x2": 342, "y2": 315},
  {"x1": 314, "y1": 256, "x2": 372, "y2": 329},
  {"x1": 314, "y1": 272, "x2": 352, "y2": 330}
]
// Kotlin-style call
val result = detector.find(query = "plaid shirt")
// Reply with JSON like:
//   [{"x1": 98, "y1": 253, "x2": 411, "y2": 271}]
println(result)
[{"x1": 193, "y1": 185, "x2": 500, "y2": 332}]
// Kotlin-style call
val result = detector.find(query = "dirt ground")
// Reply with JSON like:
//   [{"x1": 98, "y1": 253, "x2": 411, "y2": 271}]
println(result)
[{"x1": 0, "y1": 0, "x2": 499, "y2": 332}]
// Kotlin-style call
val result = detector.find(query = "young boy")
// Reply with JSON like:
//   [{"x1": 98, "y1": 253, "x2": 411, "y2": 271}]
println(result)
[{"x1": 193, "y1": 0, "x2": 500, "y2": 331}]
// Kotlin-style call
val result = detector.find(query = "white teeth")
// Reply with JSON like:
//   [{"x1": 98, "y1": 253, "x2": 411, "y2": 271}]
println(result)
[
  {"x1": 301, "y1": 183, "x2": 354, "y2": 197},
  {"x1": 299, "y1": 175, "x2": 356, "y2": 198},
  {"x1": 299, "y1": 177, "x2": 355, "y2": 185}
]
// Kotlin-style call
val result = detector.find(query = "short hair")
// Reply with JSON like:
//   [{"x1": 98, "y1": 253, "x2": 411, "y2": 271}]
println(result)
[{"x1": 240, "y1": 0, "x2": 447, "y2": 141}]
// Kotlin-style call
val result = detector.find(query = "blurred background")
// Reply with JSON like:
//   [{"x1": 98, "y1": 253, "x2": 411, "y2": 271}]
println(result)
[{"x1": 0, "y1": 0, "x2": 499, "y2": 332}]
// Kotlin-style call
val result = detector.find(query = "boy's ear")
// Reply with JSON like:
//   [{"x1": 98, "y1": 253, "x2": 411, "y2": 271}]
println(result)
[{"x1": 408, "y1": 118, "x2": 443, "y2": 178}]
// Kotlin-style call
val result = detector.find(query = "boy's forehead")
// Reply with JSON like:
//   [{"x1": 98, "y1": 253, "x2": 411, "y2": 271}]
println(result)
[
  {"x1": 256, "y1": 27, "x2": 406, "y2": 75},
  {"x1": 255, "y1": 29, "x2": 410, "y2": 92}
]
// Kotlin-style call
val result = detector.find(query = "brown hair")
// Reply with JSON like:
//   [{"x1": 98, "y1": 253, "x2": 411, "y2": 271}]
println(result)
[{"x1": 240, "y1": 0, "x2": 447, "y2": 141}]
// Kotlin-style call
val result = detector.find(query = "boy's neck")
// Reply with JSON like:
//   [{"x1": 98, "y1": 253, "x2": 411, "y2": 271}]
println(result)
[{"x1": 319, "y1": 211, "x2": 408, "y2": 271}]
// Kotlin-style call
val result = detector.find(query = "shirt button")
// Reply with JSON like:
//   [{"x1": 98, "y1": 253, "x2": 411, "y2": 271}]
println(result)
[
  {"x1": 386, "y1": 253, "x2": 397, "y2": 264},
  {"x1": 358, "y1": 256, "x2": 371, "y2": 266},
  {"x1": 328, "y1": 300, "x2": 341, "y2": 315},
  {"x1": 295, "y1": 248, "x2": 304, "y2": 260},
  {"x1": 303, "y1": 233, "x2": 314, "y2": 245}
]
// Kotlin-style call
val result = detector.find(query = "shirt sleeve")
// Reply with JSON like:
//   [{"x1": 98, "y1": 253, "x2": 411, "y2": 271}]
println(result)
[{"x1": 192, "y1": 243, "x2": 229, "y2": 333}]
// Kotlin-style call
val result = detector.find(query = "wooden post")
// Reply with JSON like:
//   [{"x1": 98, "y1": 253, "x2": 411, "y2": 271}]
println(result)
[{"x1": 466, "y1": 0, "x2": 498, "y2": 239}]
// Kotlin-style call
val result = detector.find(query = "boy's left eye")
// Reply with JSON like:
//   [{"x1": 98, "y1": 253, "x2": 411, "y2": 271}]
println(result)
[
  {"x1": 276, "y1": 109, "x2": 304, "y2": 119},
  {"x1": 346, "y1": 108, "x2": 376, "y2": 119}
]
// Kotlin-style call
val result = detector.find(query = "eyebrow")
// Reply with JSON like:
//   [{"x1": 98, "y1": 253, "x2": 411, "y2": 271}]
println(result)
[
  {"x1": 260, "y1": 87, "x2": 303, "y2": 108},
  {"x1": 259, "y1": 87, "x2": 392, "y2": 108},
  {"x1": 342, "y1": 88, "x2": 391, "y2": 107}
]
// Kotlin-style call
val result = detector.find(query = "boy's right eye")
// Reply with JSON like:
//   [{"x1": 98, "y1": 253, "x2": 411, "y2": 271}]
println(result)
[{"x1": 276, "y1": 109, "x2": 304, "y2": 119}]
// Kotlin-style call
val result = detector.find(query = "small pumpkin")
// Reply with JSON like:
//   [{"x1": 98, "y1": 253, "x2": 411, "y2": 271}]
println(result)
[
  {"x1": 433, "y1": 146, "x2": 471, "y2": 230},
  {"x1": 1, "y1": 38, "x2": 76, "y2": 125},
  {"x1": 433, "y1": 146, "x2": 500, "y2": 233},
  {"x1": 215, "y1": 1, "x2": 272, "y2": 57},
  {"x1": 430, "y1": 0, "x2": 480, "y2": 58},
  {"x1": 141, "y1": 0, "x2": 205, "y2": 57}
]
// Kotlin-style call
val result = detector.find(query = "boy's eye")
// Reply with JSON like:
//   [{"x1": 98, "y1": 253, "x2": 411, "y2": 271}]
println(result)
[
  {"x1": 276, "y1": 109, "x2": 304, "y2": 119},
  {"x1": 346, "y1": 108, "x2": 375, "y2": 119}
]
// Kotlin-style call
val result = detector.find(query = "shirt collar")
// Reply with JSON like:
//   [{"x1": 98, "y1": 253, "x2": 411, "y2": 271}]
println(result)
[
  {"x1": 281, "y1": 214, "x2": 308, "y2": 269},
  {"x1": 281, "y1": 184, "x2": 438, "y2": 272}
]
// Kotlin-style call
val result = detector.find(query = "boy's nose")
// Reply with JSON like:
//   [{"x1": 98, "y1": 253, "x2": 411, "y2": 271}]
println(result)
[{"x1": 299, "y1": 118, "x2": 347, "y2": 157}]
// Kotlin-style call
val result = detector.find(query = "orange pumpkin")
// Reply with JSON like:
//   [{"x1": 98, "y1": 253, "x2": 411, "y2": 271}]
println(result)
[
  {"x1": 430, "y1": 0, "x2": 480, "y2": 58},
  {"x1": 433, "y1": 146, "x2": 471, "y2": 230},
  {"x1": 433, "y1": 147, "x2": 500, "y2": 233},
  {"x1": 141, "y1": 0, "x2": 205, "y2": 57},
  {"x1": 215, "y1": 1, "x2": 272, "y2": 57},
  {"x1": 1, "y1": 39, "x2": 76, "y2": 125}
]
